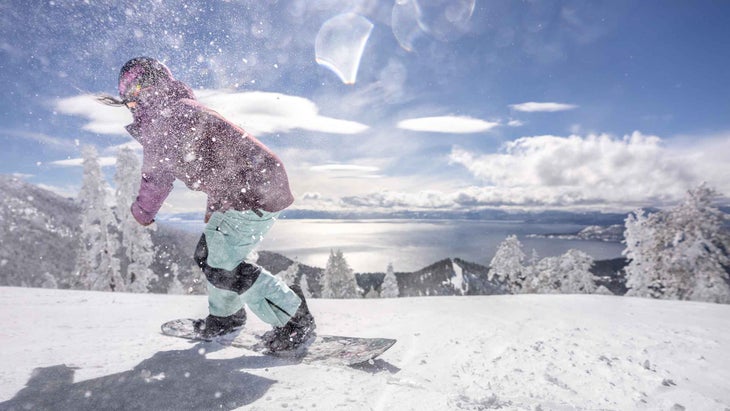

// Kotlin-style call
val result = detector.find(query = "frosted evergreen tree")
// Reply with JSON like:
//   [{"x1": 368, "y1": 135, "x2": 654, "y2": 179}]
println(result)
[
  {"x1": 114, "y1": 147, "x2": 157, "y2": 293},
  {"x1": 167, "y1": 263, "x2": 186, "y2": 295},
  {"x1": 365, "y1": 288, "x2": 379, "y2": 298},
  {"x1": 623, "y1": 209, "x2": 664, "y2": 298},
  {"x1": 40, "y1": 273, "x2": 58, "y2": 289},
  {"x1": 530, "y1": 256, "x2": 561, "y2": 294},
  {"x1": 528, "y1": 249, "x2": 540, "y2": 270},
  {"x1": 75, "y1": 145, "x2": 123, "y2": 292},
  {"x1": 300, "y1": 273, "x2": 313, "y2": 299},
  {"x1": 381, "y1": 262, "x2": 399, "y2": 298},
  {"x1": 557, "y1": 249, "x2": 597, "y2": 294},
  {"x1": 670, "y1": 184, "x2": 729, "y2": 303},
  {"x1": 624, "y1": 184, "x2": 730, "y2": 303},
  {"x1": 322, "y1": 249, "x2": 359, "y2": 298},
  {"x1": 529, "y1": 250, "x2": 596, "y2": 294},
  {"x1": 489, "y1": 235, "x2": 527, "y2": 293},
  {"x1": 276, "y1": 262, "x2": 300, "y2": 286}
]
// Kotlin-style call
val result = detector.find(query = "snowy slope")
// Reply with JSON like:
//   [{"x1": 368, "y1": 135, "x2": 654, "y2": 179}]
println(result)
[{"x1": 1, "y1": 287, "x2": 729, "y2": 411}]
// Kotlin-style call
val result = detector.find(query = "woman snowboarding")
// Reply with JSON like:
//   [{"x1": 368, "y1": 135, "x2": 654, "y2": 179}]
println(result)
[{"x1": 109, "y1": 57, "x2": 315, "y2": 351}]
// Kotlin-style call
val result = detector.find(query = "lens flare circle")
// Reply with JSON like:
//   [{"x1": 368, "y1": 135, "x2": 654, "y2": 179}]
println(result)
[
  {"x1": 392, "y1": 0, "x2": 475, "y2": 51},
  {"x1": 315, "y1": 13, "x2": 374, "y2": 85}
]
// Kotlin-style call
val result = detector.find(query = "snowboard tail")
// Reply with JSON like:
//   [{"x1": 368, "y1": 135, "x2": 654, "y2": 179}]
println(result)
[{"x1": 161, "y1": 318, "x2": 396, "y2": 366}]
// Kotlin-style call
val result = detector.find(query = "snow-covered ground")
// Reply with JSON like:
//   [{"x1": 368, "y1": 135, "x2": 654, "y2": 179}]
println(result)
[{"x1": 1, "y1": 287, "x2": 729, "y2": 410}]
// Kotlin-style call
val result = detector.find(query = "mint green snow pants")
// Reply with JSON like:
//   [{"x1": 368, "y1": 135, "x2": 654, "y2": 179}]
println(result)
[{"x1": 193, "y1": 210, "x2": 301, "y2": 327}]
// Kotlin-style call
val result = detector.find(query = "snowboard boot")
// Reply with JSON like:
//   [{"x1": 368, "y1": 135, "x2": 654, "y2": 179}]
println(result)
[
  {"x1": 261, "y1": 285, "x2": 317, "y2": 352},
  {"x1": 193, "y1": 308, "x2": 247, "y2": 339}
]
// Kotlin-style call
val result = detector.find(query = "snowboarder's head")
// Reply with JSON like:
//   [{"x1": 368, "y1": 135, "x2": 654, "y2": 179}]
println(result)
[{"x1": 118, "y1": 57, "x2": 174, "y2": 105}]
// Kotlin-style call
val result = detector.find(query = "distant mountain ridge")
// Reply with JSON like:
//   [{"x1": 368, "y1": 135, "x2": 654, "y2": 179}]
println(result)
[
  {"x1": 0, "y1": 175, "x2": 203, "y2": 293},
  {"x1": 0, "y1": 174, "x2": 81, "y2": 287},
  {"x1": 159, "y1": 208, "x2": 630, "y2": 226},
  {"x1": 528, "y1": 224, "x2": 625, "y2": 242},
  {"x1": 0, "y1": 174, "x2": 626, "y2": 297}
]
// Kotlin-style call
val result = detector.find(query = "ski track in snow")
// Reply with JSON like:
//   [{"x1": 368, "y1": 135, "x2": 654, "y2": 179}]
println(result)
[{"x1": 1, "y1": 287, "x2": 729, "y2": 410}]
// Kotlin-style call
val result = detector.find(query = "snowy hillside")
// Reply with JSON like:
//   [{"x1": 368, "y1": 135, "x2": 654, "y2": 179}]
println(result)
[
  {"x1": 2, "y1": 287, "x2": 729, "y2": 410},
  {"x1": 0, "y1": 175, "x2": 80, "y2": 286},
  {"x1": 0, "y1": 174, "x2": 202, "y2": 292}
]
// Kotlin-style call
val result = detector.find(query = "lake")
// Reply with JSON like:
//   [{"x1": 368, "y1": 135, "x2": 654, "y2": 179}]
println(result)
[{"x1": 202, "y1": 219, "x2": 626, "y2": 273}]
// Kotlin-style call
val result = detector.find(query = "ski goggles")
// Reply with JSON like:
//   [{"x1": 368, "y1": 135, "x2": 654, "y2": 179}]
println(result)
[
  {"x1": 119, "y1": 65, "x2": 146, "y2": 100},
  {"x1": 119, "y1": 65, "x2": 160, "y2": 102}
]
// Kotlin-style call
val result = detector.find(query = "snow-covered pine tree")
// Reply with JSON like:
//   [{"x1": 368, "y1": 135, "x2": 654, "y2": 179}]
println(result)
[
  {"x1": 167, "y1": 263, "x2": 186, "y2": 295},
  {"x1": 623, "y1": 208, "x2": 664, "y2": 298},
  {"x1": 300, "y1": 273, "x2": 313, "y2": 299},
  {"x1": 322, "y1": 249, "x2": 359, "y2": 298},
  {"x1": 624, "y1": 184, "x2": 730, "y2": 303},
  {"x1": 557, "y1": 249, "x2": 597, "y2": 294},
  {"x1": 489, "y1": 235, "x2": 527, "y2": 293},
  {"x1": 75, "y1": 145, "x2": 123, "y2": 292},
  {"x1": 276, "y1": 262, "x2": 299, "y2": 286},
  {"x1": 365, "y1": 288, "x2": 379, "y2": 298},
  {"x1": 529, "y1": 250, "x2": 596, "y2": 294},
  {"x1": 671, "y1": 184, "x2": 729, "y2": 303},
  {"x1": 40, "y1": 272, "x2": 58, "y2": 289},
  {"x1": 380, "y1": 262, "x2": 399, "y2": 298},
  {"x1": 114, "y1": 147, "x2": 157, "y2": 293},
  {"x1": 530, "y1": 256, "x2": 561, "y2": 294}
]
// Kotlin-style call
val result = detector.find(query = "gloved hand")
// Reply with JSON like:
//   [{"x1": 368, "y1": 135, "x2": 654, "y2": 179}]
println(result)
[{"x1": 131, "y1": 201, "x2": 155, "y2": 226}]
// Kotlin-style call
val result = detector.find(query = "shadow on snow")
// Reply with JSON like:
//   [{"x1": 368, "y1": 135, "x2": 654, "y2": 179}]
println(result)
[{"x1": 0, "y1": 344, "x2": 285, "y2": 411}]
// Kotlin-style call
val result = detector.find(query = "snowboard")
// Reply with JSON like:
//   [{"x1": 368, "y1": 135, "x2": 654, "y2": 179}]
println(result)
[{"x1": 161, "y1": 318, "x2": 396, "y2": 366}]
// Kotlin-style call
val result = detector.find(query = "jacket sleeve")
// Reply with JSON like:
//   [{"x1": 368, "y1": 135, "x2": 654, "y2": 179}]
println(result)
[{"x1": 131, "y1": 150, "x2": 175, "y2": 225}]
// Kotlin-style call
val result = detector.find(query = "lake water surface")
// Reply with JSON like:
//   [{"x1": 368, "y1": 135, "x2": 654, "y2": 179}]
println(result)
[{"x1": 242, "y1": 219, "x2": 626, "y2": 273}]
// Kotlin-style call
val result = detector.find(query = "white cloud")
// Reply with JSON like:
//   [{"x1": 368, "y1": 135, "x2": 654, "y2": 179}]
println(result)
[
  {"x1": 341, "y1": 190, "x2": 455, "y2": 209},
  {"x1": 307, "y1": 163, "x2": 383, "y2": 180},
  {"x1": 158, "y1": 183, "x2": 208, "y2": 215},
  {"x1": 55, "y1": 90, "x2": 369, "y2": 137},
  {"x1": 104, "y1": 140, "x2": 143, "y2": 155},
  {"x1": 50, "y1": 157, "x2": 117, "y2": 167},
  {"x1": 397, "y1": 116, "x2": 499, "y2": 133},
  {"x1": 448, "y1": 131, "x2": 730, "y2": 208},
  {"x1": 310, "y1": 164, "x2": 379, "y2": 173},
  {"x1": 509, "y1": 102, "x2": 578, "y2": 112},
  {"x1": 308, "y1": 131, "x2": 730, "y2": 212},
  {"x1": 195, "y1": 90, "x2": 369, "y2": 135},
  {"x1": 55, "y1": 95, "x2": 133, "y2": 135},
  {"x1": 1, "y1": 129, "x2": 77, "y2": 150}
]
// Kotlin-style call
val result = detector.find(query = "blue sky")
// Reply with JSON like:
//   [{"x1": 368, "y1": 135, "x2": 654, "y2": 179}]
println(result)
[{"x1": 1, "y1": 0, "x2": 729, "y2": 215}]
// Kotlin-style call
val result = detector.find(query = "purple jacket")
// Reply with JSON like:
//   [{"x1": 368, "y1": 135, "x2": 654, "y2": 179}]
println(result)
[{"x1": 127, "y1": 79, "x2": 294, "y2": 225}]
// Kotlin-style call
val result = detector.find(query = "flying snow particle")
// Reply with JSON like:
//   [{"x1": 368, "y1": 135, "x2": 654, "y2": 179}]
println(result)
[{"x1": 315, "y1": 13, "x2": 374, "y2": 84}]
